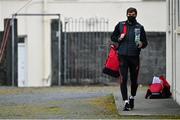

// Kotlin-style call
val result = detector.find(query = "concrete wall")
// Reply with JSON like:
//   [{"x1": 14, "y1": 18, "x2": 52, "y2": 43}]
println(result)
[
  {"x1": 48, "y1": 0, "x2": 166, "y2": 32},
  {"x1": 167, "y1": 0, "x2": 180, "y2": 105},
  {"x1": 50, "y1": 30, "x2": 166, "y2": 85},
  {"x1": 140, "y1": 32, "x2": 166, "y2": 84},
  {"x1": 0, "y1": 0, "x2": 166, "y2": 32},
  {"x1": 0, "y1": 0, "x2": 52, "y2": 87}
]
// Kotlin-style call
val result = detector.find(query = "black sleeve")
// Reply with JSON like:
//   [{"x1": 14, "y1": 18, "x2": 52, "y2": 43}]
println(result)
[
  {"x1": 111, "y1": 22, "x2": 120, "y2": 43},
  {"x1": 140, "y1": 26, "x2": 148, "y2": 48}
]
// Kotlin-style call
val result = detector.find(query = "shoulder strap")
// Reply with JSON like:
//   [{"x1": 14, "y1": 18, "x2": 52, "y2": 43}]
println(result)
[
  {"x1": 122, "y1": 23, "x2": 127, "y2": 35},
  {"x1": 119, "y1": 22, "x2": 127, "y2": 35}
]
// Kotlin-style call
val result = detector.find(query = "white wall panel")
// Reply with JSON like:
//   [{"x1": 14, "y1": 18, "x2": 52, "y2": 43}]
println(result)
[{"x1": 48, "y1": 1, "x2": 166, "y2": 32}]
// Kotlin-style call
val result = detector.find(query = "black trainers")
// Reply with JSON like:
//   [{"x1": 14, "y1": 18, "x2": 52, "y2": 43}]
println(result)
[
  {"x1": 123, "y1": 102, "x2": 130, "y2": 111},
  {"x1": 129, "y1": 97, "x2": 134, "y2": 109}
]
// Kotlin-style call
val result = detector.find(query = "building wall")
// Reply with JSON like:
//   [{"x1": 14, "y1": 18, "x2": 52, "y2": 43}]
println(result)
[
  {"x1": 0, "y1": 0, "x2": 166, "y2": 87},
  {"x1": 0, "y1": 0, "x2": 51, "y2": 87},
  {"x1": 48, "y1": 0, "x2": 166, "y2": 32},
  {"x1": 167, "y1": 0, "x2": 180, "y2": 105},
  {"x1": 0, "y1": 0, "x2": 166, "y2": 32},
  {"x1": 140, "y1": 32, "x2": 166, "y2": 84}
]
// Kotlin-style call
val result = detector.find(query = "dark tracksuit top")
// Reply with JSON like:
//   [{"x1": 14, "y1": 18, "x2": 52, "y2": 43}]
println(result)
[
  {"x1": 111, "y1": 20, "x2": 148, "y2": 100},
  {"x1": 111, "y1": 20, "x2": 148, "y2": 56}
]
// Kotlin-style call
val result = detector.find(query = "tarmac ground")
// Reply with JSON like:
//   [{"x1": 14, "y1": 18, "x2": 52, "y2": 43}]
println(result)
[{"x1": 0, "y1": 85, "x2": 180, "y2": 119}]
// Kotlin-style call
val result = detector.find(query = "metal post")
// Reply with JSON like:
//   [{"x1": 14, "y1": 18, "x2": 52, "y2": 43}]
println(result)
[
  {"x1": 64, "y1": 20, "x2": 67, "y2": 84},
  {"x1": 11, "y1": 15, "x2": 15, "y2": 86},
  {"x1": 58, "y1": 14, "x2": 61, "y2": 86}
]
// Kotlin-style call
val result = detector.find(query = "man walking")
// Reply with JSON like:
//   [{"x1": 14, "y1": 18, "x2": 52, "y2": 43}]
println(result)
[{"x1": 111, "y1": 7, "x2": 148, "y2": 111}]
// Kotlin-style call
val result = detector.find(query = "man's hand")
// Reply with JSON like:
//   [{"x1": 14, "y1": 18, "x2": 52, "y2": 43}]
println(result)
[
  {"x1": 118, "y1": 33, "x2": 125, "y2": 41},
  {"x1": 138, "y1": 41, "x2": 143, "y2": 48}
]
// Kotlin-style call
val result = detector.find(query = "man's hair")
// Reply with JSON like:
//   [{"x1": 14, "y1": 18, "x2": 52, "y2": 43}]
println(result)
[{"x1": 127, "y1": 7, "x2": 137, "y2": 15}]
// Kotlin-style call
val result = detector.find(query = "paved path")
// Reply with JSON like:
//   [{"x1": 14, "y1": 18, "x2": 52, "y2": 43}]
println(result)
[{"x1": 114, "y1": 86, "x2": 180, "y2": 118}]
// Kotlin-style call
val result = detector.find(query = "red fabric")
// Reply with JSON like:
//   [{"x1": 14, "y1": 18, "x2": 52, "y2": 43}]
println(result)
[
  {"x1": 103, "y1": 24, "x2": 126, "y2": 77},
  {"x1": 149, "y1": 83, "x2": 163, "y2": 93},
  {"x1": 104, "y1": 45, "x2": 120, "y2": 72},
  {"x1": 159, "y1": 75, "x2": 170, "y2": 89},
  {"x1": 145, "y1": 76, "x2": 172, "y2": 99},
  {"x1": 123, "y1": 23, "x2": 127, "y2": 35}
]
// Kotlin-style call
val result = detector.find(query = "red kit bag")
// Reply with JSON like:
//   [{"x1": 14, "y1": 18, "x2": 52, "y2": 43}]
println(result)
[
  {"x1": 145, "y1": 76, "x2": 172, "y2": 99},
  {"x1": 103, "y1": 23, "x2": 127, "y2": 77},
  {"x1": 103, "y1": 44, "x2": 120, "y2": 77}
]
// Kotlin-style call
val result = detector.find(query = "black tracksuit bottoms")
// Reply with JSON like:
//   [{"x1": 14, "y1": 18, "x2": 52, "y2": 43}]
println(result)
[{"x1": 119, "y1": 55, "x2": 140, "y2": 101}]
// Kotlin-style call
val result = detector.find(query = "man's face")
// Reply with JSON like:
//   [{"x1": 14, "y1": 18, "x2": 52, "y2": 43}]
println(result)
[
  {"x1": 127, "y1": 12, "x2": 137, "y2": 17},
  {"x1": 127, "y1": 11, "x2": 137, "y2": 22}
]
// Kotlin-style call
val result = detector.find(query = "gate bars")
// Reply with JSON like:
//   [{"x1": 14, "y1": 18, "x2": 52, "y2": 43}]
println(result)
[{"x1": 63, "y1": 17, "x2": 110, "y2": 84}]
